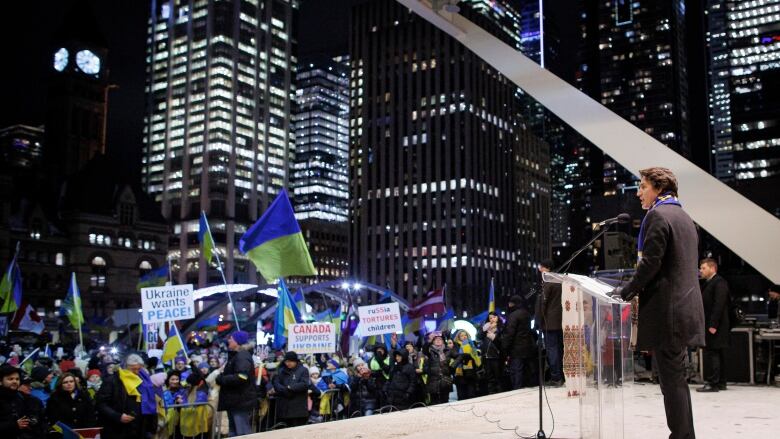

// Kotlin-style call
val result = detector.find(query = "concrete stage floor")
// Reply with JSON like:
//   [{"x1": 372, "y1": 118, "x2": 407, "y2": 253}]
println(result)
[{"x1": 250, "y1": 383, "x2": 778, "y2": 438}]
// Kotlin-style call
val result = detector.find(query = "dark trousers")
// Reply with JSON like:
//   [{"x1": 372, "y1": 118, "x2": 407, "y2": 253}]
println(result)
[
  {"x1": 508, "y1": 357, "x2": 526, "y2": 390},
  {"x1": 483, "y1": 358, "x2": 504, "y2": 394},
  {"x1": 454, "y1": 376, "x2": 477, "y2": 401},
  {"x1": 545, "y1": 330, "x2": 563, "y2": 381},
  {"x1": 703, "y1": 347, "x2": 727, "y2": 386},
  {"x1": 655, "y1": 346, "x2": 696, "y2": 439}
]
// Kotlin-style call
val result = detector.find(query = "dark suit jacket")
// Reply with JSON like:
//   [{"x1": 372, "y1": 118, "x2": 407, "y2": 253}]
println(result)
[
  {"x1": 702, "y1": 274, "x2": 731, "y2": 349},
  {"x1": 623, "y1": 204, "x2": 705, "y2": 350},
  {"x1": 537, "y1": 281, "x2": 562, "y2": 331}
]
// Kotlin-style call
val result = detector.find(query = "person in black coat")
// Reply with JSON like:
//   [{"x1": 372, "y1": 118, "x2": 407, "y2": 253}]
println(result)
[
  {"x1": 501, "y1": 296, "x2": 535, "y2": 389},
  {"x1": 270, "y1": 351, "x2": 309, "y2": 427},
  {"x1": 384, "y1": 350, "x2": 417, "y2": 410},
  {"x1": 423, "y1": 333, "x2": 453, "y2": 404},
  {"x1": 216, "y1": 330, "x2": 256, "y2": 437},
  {"x1": 617, "y1": 167, "x2": 705, "y2": 439},
  {"x1": 537, "y1": 259, "x2": 564, "y2": 386},
  {"x1": 478, "y1": 312, "x2": 504, "y2": 394},
  {"x1": 348, "y1": 361, "x2": 379, "y2": 416},
  {"x1": 697, "y1": 258, "x2": 731, "y2": 392},
  {"x1": 95, "y1": 354, "x2": 158, "y2": 439},
  {"x1": 0, "y1": 364, "x2": 46, "y2": 439},
  {"x1": 45, "y1": 372, "x2": 96, "y2": 429}
]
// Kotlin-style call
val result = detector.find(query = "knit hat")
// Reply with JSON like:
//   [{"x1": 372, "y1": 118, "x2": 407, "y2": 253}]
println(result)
[
  {"x1": 326, "y1": 358, "x2": 340, "y2": 370},
  {"x1": 230, "y1": 330, "x2": 250, "y2": 346},
  {"x1": 283, "y1": 351, "x2": 299, "y2": 362},
  {"x1": 86, "y1": 369, "x2": 102, "y2": 379},
  {"x1": 197, "y1": 362, "x2": 209, "y2": 370},
  {"x1": 174, "y1": 356, "x2": 187, "y2": 365},
  {"x1": 352, "y1": 358, "x2": 366, "y2": 368},
  {"x1": 308, "y1": 366, "x2": 321, "y2": 376},
  {"x1": 31, "y1": 366, "x2": 51, "y2": 382}
]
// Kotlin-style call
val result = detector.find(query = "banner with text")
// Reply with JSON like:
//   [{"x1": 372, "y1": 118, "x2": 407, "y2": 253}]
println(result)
[
  {"x1": 287, "y1": 323, "x2": 337, "y2": 354},
  {"x1": 141, "y1": 284, "x2": 195, "y2": 324},
  {"x1": 357, "y1": 302, "x2": 402, "y2": 336}
]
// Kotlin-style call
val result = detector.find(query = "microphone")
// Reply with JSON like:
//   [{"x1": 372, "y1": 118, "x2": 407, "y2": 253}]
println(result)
[{"x1": 596, "y1": 213, "x2": 631, "y2": 228}]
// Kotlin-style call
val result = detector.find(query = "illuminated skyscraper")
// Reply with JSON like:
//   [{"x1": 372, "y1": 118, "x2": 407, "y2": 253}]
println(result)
[
  {"x1": 142, "y1": 0, "x2": 298, "y2": 286},
  {"x1": 350, "y1": 0, "x2": 550, "y2": 312}
]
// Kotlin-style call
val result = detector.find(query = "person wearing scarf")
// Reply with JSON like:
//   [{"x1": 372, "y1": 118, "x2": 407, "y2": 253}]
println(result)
[
  {"x1": 423, "y1": 332, "x2": 453, "y2": 404},
  {"x1": 615, "y1": 167, "x2": 704, "y2": 439},
  {"x1": 96, "y1": 353, "x2": 162, "y2": 439},
  {"x1": 449, "y1": 330, "x2": 481, "y2": 401}
]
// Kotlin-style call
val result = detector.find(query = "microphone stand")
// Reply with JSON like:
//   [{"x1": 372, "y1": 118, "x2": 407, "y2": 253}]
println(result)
[{"x1": 533, "y1": 221, "x2": 620, "y2": 439}]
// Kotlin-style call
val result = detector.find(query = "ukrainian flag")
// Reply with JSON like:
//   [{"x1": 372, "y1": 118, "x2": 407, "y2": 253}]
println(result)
[
  {"x1": 239, "y1": 190, "x2": 316, "y2": 282},
  {"x1": 488, "y1": 277, "x2": 495, "y2": 313},
  {"x1": 61, "y1": 273, "x2": 84, "y2": 330},
  {"x1": 162, "y1": 325, "x2": 187, "y2": 363},
  {"x1": 292, "y1": 289, "x2": 308, "y2": 320},
  {"x1": 436, "y1": 308, "x2": 456, "y2": 333},
  {"x1": 52, "y1": 421, "x2": 84, "y2": 439},
  {"x1": 0, "y1": 252, "x2": 22, "y2": 314},
  {"x1": 137, "y1": 265, "x2": 169, "y2": 291},
  {"x1": 273, "y1": 278, "x2": 301, "y2": 349},
  {"x1": 198, "y1": 211, "x2": 216, "y2": 265}
]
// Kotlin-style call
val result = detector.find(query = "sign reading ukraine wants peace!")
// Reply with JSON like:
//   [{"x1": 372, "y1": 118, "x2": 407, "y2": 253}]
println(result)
[
  {"x1": 357, "y1": 302, "x2": 403, "y2": 337},
  {"x1": 286, "y1": 323, "x2": 337, "y2": 354},
  {"x1": 141, "y1": 284, "x2": 195, "y2": 324}
]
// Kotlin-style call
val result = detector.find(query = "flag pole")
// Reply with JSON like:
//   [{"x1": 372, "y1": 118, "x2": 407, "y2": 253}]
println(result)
[
  {"x1": 201, "y1": 211, "x2": 241, "y2": 331},
  {"x1": 167, "y1": 255, "x2": 173, "y2": 285}
]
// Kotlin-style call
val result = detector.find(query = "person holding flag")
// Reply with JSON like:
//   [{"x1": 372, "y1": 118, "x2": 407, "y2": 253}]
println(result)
[
  {"x1": 215, "y1": 330, "x2": 256, "y2": 436},
  {"x1": 96, "y1": 353, "x2": 160, "y2": 439}
]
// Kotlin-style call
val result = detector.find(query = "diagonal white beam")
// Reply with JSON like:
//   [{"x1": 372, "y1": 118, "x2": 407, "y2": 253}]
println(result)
[{"x1": 398, "y1": 0, "x2": 780, "y2": 283}]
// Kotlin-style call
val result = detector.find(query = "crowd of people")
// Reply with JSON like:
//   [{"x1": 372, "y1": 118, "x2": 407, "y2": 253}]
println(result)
[{"x1": 0, "y1": 293, "x2": 557, "y2": 437}]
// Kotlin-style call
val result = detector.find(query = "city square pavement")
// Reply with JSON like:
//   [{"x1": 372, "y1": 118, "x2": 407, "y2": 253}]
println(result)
[{"x1": 252, "y1": 383, "x2": 778, "y2": 438}]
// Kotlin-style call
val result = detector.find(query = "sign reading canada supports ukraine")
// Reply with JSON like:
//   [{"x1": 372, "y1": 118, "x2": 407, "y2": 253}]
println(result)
[
  {"x1": 357, "y1": 302, "x2": 402, "y2": 336},
  {"x1": 287, "y1": 323, "x2": 337, "y2": 354},
  {"x1": 141, "y1": 284, "x2": 195, "y2": 324}
]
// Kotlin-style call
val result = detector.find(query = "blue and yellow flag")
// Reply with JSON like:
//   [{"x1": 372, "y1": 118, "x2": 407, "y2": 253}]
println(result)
[
  {"x1": 60, "y1": 273, "x2": 84, "y2": 330},
  {"x1": 292, "y1": 289, "x2": 308, "y2": 320},
  {"x1": 137, "y1": 265, "x2": 169, "y2": 291},
  {"x1": 0, "y1": 252, "x2": 22, "y2": 314},
  {"x1": 199, "y1": 211, "x2": 216, "y2": 265},
  {"x1": 273, "y1": 278, "x2": 301, "y2": 349},
  {"x1": 488, "y1": 277, "x2": 495, "y2": 313},
  {"x1": 436, "y1": 308, "x2": 456, "y2": 333},
  {"x1": 162, "y1": 325, "x2": 187, "y2": 363},
  {"x1": 239, "y1": 190, "x2": 316, "y2": 282},
  {"x1": 52, "y1": 421, "x2": 85, "y2": 439}
]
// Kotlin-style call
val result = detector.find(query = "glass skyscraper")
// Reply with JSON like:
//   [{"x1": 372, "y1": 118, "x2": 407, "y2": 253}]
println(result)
[{"x1": 142, "y1": 0, "x2": 297, "y2": 286}]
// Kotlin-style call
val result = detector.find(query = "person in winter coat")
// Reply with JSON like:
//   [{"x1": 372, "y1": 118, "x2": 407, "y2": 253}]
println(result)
[
  {"x1": 501, "y1": 296, "x2": 535, "y2": 389},
  {"x1": 423, "y1": 332, "x2": 453, "y2": 405},
  {"x1": 478, "y1": 312, "x2": 504, "y2": 394},
  {"x1": 384, "y1": 350, "x2": 417, "y2": 410},
  {"x1": 537, "y1": 259, "x2": 564, "y2": 386},
  {"x1": 270, "y1": 351, "x2": 309, "y2": 428},
  {"x1": 405, "y1": 341, "x2": 426, "y2": 404},
  {"x1": 28, "y1": 366, "x2": 53, "y2": 407},
  {"x1": 215, "y1": 330, "x2": 256, "y2": 437},
  {"x1": 162, "y1": 371, "x2": 186, "y2": 407},
  {"x1": 95, "y1": 354, "x2": 159, "y2": 439},
  {"x1": 369, "y1": 343, "x2": 392, "y2": 406},
  {"x1": 450, "y1": 330, "x2": 480, "y2": 400},
  {"x1": 307, "y1": 366, "x2": 326, "y2": 423},
  {"x1": 85, "y1": 370, "x2": 102, "y2": 399},
  {"x1": 44, "y1": 372, "x2": 96, "y2": 429},
  {"x1": 697, "y1": 258, "x2": 731, "y2": 393},
  {"x1": 349, "y1": 362, "x2": 379, "y2": 416},
  {"x1": 0, "y1": 364, "x2": 46, "y2": 439}
]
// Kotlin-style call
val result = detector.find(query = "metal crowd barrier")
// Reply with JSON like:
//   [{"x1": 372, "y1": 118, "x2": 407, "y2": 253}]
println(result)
[{"x1": 163, "y1": 402, "x2": 217, "y2": 439}]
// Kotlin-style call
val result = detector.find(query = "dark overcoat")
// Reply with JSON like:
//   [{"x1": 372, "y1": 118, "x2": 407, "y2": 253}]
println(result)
[
  {"x1": 622, "y1": 204, "x2": 705, "y2": 350},
  {"x1": 216, "y1": 348, "x2": 257, "y2": 411},
  {"x1": 271, "y1": 363, "x2": 309, "y2": 419},
  {"x1": 501, "y1": 307, "x2": 535, "y2": 359},
  {"x1": 702, "y1": 274, "x2": 731, "y2": 349}
]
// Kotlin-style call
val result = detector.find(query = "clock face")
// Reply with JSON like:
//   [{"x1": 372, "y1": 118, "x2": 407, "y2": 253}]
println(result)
[
  {"x1": 75, "y1": 49, "x2": 101, "y2": 75},
  {"x1": 54, "y1": 47, "x2": 69, "y2": 71}
]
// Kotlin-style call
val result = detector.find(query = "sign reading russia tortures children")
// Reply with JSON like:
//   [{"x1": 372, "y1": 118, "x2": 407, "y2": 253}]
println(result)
[
  {"x1": 141, "y1": 284, "x2": 195, "y2": 324},
  {"x1": 357, "y1": 302, "x2": 403, "y2": 336}
]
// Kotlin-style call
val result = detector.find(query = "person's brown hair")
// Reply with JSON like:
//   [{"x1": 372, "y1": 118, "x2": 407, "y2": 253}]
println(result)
[
  {"x1": 700, "y1": 258, "x2": 718, "y2": 271},
  {"x1": 639, "y1": 167, "x2": 678, "y2": 196},
  {"x1": 54, "y1": 372, "x2": 78, "y2": 394}
]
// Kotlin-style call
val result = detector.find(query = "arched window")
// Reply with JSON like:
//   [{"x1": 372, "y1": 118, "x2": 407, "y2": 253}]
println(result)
[{"x1": 90, "y1": 256, "x2": 107, "y2": 289}]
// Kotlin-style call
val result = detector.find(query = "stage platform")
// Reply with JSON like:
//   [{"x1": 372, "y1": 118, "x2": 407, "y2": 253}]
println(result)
[{"x1": 250, "y1": 383, "x2": 778, "y2": 438}]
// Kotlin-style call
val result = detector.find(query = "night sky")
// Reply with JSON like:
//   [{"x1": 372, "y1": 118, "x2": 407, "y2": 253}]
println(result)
[{"x1": 1, "y1": 0, "x2": 353, "y2": 183}]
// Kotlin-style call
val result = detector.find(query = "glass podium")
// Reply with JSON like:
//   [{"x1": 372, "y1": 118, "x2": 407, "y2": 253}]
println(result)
[{"x1": 542, "y1": 272, "x2": 634, "y2": 439}]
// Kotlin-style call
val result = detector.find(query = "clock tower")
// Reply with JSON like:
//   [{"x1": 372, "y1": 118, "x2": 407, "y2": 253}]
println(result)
[{"x1": 45, "y1": 2, "x2": 109, "y2": 183}]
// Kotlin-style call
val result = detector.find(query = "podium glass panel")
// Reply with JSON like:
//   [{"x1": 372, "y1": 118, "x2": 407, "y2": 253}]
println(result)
[{"x1": 544, "y1": 272, "x2": 633, "y2": 439}]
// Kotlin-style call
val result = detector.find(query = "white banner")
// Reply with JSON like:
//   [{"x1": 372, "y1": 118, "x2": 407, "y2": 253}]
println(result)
[
  {"x1": 287, "y1": 323, "x2": 337, "y2": 354},
  {"x1": 357, "y1": 302, "x2": 403, "y2": 337},
  {"x1": 141, "y1": 284, "x2": 195, "y2": 324}
]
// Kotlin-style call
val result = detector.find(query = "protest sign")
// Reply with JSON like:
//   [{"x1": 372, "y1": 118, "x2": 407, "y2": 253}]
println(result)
[
  {"x1": 357, "y1": 302, "x2": 402, "y2": 336},
  {"x1": 141, "y1": 284, "x2": 195, "y2": 324},
  {"x1": 287, "y1": 323, "x2": 337, "y2": 354}
]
